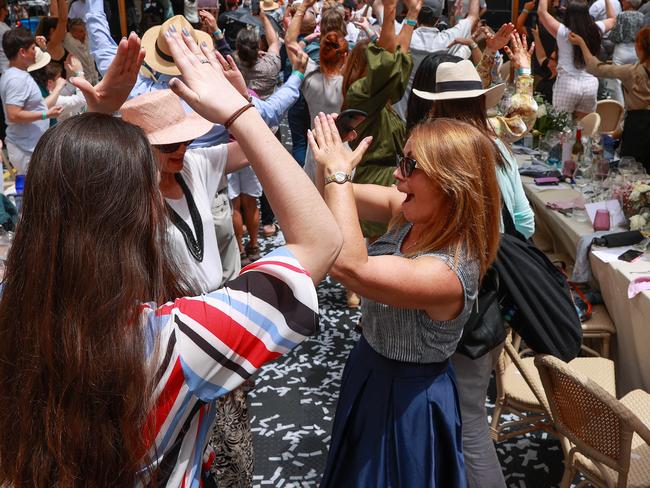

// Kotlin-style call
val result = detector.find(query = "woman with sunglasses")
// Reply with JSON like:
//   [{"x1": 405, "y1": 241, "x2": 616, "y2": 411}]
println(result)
[
  {"x1": 405, "y1": 34, "x2": 536, "y2": 488},
  {"x1": 120, "y1": 89, "x2": 250, "y2": 293},
  {"x1": 309, "y1": 113, "x2": 501, "y2": 487}
]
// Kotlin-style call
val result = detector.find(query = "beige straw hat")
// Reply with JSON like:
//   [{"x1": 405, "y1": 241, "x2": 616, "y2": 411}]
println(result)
[
  {"x1": 260, "y1": 0, "x2": 280, "y2": 11},
  {"x1": 141, "y1": 15, "x2": 212, "y2": 76},
  {"x1": 119, "y1": 89, "x2": 213, "y2": 145},
  {"x1": 412, "y1": 59, "x2": 506, "y2": 109},
  {"x1": 27, "y1": 47, "x2": 52, "y2": 72}
]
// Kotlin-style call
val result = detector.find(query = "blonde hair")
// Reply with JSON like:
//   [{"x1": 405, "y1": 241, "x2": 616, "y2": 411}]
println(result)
[{"x1": 391, "y1": 118, "x2": 501, "y2": 278}]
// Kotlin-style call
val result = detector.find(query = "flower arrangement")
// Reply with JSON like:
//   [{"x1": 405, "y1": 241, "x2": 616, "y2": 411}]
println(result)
[
  {"x1": 533, "y1": 94, "x2": 572, "y2": 136},
  {"x1": 612, "y1": 181, "x2": 650, "y2": 231}
]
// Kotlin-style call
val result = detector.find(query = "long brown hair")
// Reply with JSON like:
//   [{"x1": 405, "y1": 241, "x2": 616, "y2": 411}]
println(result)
[
  {"x1": 0, "y1": 113, "x2": 191, "y2": 487},
  {"x1": 392, "y1": 118, "x2": 501, "y2": 278},
  {"x1": 342, "y1": 38, "x2": 370, "y2": 101}
]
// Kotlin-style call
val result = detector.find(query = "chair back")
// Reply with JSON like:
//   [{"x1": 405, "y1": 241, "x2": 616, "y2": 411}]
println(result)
[
  {"x1": 534, "y1": 354, "x2": 643, "y2": 486},
  {"x1": 596, "y1": 100, "x2": 624, "y2": 134},
  {"x1": 580, "y1": 112, "x2": 601, "y2": 138}
]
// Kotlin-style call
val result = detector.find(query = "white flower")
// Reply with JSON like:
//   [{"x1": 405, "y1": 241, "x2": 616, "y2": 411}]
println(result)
[
  {"x1": 537, "y1": 104, "x2": 547, "y2": 118},
  {"x1": 629, "y1": 214, "x2": 648, "y2": 231},
  {"x1": 630, "y1": 191, "x2": 641, "y2": 202}
]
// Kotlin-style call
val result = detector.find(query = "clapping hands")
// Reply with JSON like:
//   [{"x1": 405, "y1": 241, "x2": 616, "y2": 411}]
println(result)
[
  {"x1": 503, "y1": 31, "x2": 534, "y2": 70},
  {"x1": 485, "y1": 22, "x2": 515, "y2": 53}
]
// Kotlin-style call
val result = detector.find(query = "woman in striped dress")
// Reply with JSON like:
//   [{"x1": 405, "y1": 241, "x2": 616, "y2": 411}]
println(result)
[{"x1": 0, "y1": 32, "x2": 343, "y2": 487}]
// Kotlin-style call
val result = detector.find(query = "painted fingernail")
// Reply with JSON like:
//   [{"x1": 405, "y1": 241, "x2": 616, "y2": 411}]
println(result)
[
  {"x1": 169, "y1": 24, "x2": 177, "y2": 32},
  {"x1": 201, "y1": 41, "x2": 208, "y2": 47},
  {"x1": 163, "y1": 30, "x2": 170, "y2": 38},
  {"x1": 182, "y1": 27, "x2": 190, "y2": 36}
]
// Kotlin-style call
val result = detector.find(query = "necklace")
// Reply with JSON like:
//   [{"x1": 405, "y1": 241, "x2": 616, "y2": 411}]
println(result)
[{"x1": 165, "y1": 173, "x2": 204, "y2": 262}]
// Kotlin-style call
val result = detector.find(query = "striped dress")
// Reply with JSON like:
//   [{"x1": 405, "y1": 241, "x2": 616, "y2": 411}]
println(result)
[{"x1": 138, "y1": 247, "x2": 318, "y2": 487}]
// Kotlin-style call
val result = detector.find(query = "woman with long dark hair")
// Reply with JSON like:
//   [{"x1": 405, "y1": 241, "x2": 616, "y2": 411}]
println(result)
[
  {"x1": 538, "y1": 0, "x2": 616, "y2": 118},
  {"x1": 0, "y1": 31, "x2": 342, "y2": 487}
]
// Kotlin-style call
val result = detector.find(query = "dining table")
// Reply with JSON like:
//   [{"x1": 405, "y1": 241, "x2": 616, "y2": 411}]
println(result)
[{"x1": 515, "y1": 151, "x2": 650, "y2": 395}]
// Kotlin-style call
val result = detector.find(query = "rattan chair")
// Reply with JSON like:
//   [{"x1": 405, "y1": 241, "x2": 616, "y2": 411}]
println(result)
[
  {"x1": 596, "y1": 100, "x2": 625, "y2": 136},
  {"x1": 535, "y1": 354, "x2": 650, "y2": 488},
  {"x1": 490, "y1": 332, "x2": 616, "y2": 443},
  {"x1": 582, "y1": 304, "x2": 616, "y2": 358},
  {"x1": 580, "y1": 112, "x2": 601, "y2": 138}
]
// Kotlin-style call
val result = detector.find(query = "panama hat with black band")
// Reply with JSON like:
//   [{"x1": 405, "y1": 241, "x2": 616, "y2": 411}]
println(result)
[
  {"x1": 141, "y1": 16, "x2": 213, "y2": 76},
  {"x1": 412, "y1": 59, "x2": 506, "y2": 109}
]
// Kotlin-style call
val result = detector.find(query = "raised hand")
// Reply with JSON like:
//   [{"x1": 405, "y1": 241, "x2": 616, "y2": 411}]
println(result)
[
  {"x1": 485, "y1": 22, "x2": 516, "y2": 53},
  {"x1": 69, "y1": 32, "x2": 144, "y2": 114},
  {"x1": 64, "y1": 54, "x2": 83, "y2": 78},
  {"x1": 165, "y1": 26, "x2": 248, "y2": 125},
  {"x1": 567, "y1": 32, "x2": 585, "y2": 46},
  {"x1": 287, "y1": 43, "x2": 309, "y2": 74},
  {"x1": 308, "y1": 113, "x2": 372, "y2": 175},
  {"x1": 523, "y1": 0, "x2": 535, "y2": 10},
  {"x1": 503, "y1": 31, "x2": 534, "y2": 70},
  {"x1": 35, "y1": 35, "x2": 47, "y2": 50},
  {"x1": 199, "y1": 9, "x2": 218, "y2": 33},
  {"x1": 214, "y1": 50, "x2": 249, "y2": 98}
]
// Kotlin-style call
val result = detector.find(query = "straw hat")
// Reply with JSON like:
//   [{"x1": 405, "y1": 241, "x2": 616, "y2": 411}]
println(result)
[
  {"x1": 27, "y1": 47, "x2": 51, "y2": 72},
  {"x1": 260, "y1": 0, "x2": 279, "y2": 10},
  {"x1": 141, "y1": 15, "x2": 212, "y2": 76},
  {"x1": 119, "y1": 90, "x2": 213, "y2": 145},
  {"x1": 412, "y1": 60, "x2": 506, "y2": 109}
]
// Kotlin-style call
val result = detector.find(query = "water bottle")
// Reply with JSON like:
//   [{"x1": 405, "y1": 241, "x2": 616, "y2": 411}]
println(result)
[{"x1": 14, "y1": 174, "x2": 25, "y2": 214}]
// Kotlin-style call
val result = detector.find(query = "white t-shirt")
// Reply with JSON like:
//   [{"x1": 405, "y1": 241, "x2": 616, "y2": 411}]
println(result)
[
  {"x1": 458, "y1": 0, "x2": 487, "y2": 16},
  {"x1": 166, "y1": 144, "x2": 228, "y2": 293},
  {"x1": 394, "y1": 18, "x2": 473, "y2": 119},
  {"x1": 556, "y1": 22, "x2": 605, "y2": 77},
  {"x1": 0, "y1": 67, "x2": 49, "y2": 152},
  {"x1": 589, "y1": 0, "x2": 621, "y2": 21}
]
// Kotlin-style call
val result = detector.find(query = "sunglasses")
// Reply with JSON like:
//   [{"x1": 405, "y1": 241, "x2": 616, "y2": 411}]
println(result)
[
  {"x1": 154, "y1": 139, "x2": 195, "y2": 153},
  {"x1": 396, "y1": 155, "x2": 419, "y2": 178}
]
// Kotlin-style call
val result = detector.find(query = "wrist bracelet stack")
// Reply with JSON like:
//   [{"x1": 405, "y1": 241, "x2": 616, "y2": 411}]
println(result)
[
  {"x1": 404, "y1": 18, "x2": 417, "y2": 27},
  {"x1": 470, "y1": 42, "x2": 479, "y2": 50},
  {"x1": 516, "y1": 67, "x2": 532, "y2": 77},
  {"x1": 522, "y1": 8, "x2": 531, "y2": 13},
  {"x1": 212, "y1": 28, "x2": 223, "y2": 37}
]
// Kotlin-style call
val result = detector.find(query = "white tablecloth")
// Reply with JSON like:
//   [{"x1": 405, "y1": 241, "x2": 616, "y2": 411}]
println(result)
[{"x1": 516, "y1": 153, "x2": 650, "y2": 395}]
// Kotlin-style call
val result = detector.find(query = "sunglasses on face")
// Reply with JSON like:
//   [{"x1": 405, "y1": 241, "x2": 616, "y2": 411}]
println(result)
[
  {"x1": 396, "y1": 155, "x2": 419, "y2": 178},
  {"x1": 154, "y1": 139, "x2": 194, "y2": 154}
]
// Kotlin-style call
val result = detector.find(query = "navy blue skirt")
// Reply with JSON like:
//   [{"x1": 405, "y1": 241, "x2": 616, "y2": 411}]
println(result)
[{"x1": 321, "y1": 336, "x2": 467, "y2": 488}]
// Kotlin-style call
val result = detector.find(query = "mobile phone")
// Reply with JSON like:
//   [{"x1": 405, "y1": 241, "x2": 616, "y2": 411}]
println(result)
[
  {"x1": 335, "y1": 109, "x2": 367, "y2": 138},
  {"x1": 534, "y1": 176, "x2": 560, "y2": 186},
  {"x1": 618, "y1": 249, "x2": 644, "y2": 262}
]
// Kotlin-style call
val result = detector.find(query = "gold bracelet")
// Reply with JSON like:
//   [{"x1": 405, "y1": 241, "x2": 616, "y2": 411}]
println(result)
[{"x1": 224, "y1": 102, "x2": 255, "y2": 129}]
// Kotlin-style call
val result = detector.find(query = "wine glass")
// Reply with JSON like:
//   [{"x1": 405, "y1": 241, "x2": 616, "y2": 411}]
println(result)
[{"x1": 619, "y1": 156, "x2": 636, "y2": 183}]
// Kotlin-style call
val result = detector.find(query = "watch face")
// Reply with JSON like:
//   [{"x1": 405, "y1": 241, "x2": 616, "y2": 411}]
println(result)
[{"x1": 334, "y1": 172, "x2": 347, "y2": 183}]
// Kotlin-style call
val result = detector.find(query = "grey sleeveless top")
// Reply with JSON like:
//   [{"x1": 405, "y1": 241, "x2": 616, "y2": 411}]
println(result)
[{"x1": 361, "y1": 222, "x2": 480, "y2": 363}]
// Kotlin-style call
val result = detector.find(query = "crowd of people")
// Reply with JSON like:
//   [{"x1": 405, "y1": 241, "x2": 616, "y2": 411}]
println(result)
[{"x1": 0, "y1": 0, "x2": 648, "y2": 485}]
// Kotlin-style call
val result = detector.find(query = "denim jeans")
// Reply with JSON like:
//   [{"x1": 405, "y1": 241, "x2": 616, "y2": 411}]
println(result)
[{"x1": 287, "y1": 95, "x2": 310, "y2": 167}]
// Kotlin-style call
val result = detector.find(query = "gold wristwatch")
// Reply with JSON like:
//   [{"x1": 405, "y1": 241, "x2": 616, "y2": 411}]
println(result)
[{"x1": 325, "y1": 171, "x2": 353, "y2": 185}]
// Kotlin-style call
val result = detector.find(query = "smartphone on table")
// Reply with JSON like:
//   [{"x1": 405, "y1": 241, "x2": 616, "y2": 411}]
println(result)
[
  {"x1": 618, "y1": 249, "x2": 644, "y2": 262},
  {"x1": 335, "y1": 109, "x2": 368, "y2": 140}
]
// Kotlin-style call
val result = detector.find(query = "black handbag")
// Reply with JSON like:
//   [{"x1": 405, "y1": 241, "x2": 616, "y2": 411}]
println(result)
[
  {"x1": 494, "y1": 208, "x2": 582, "y2": 362},
  {"x1": 455, "y1": 267, "x2": 506, "y2": 359}
]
